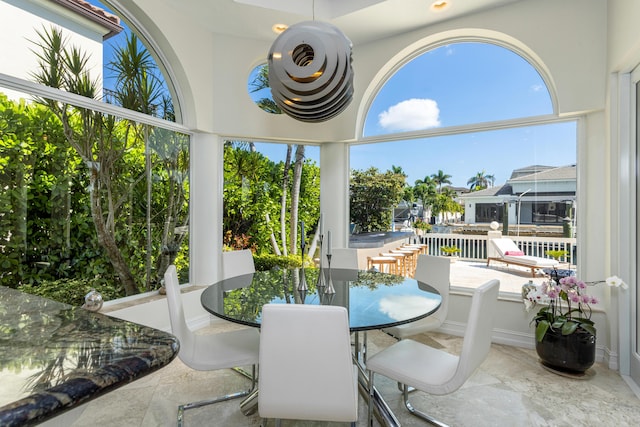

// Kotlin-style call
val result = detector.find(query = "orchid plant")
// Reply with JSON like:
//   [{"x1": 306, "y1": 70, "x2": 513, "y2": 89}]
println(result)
[{"x1": 524, "y1": 274, "x2": 628, "y2": 342}]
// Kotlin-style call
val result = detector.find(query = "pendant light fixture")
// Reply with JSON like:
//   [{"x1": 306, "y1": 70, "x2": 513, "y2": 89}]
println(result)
[{"x1": 267, "y1": 3, "x2": 353, "y2": 123}]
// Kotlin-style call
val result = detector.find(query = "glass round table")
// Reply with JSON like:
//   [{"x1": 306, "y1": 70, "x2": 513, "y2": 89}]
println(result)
[
  {"x1": 200, "y1": 267, "x2": 442, "y2": 332},
  {"x1": 200, "y1": 267, "x2": 441, "y2": 426}
]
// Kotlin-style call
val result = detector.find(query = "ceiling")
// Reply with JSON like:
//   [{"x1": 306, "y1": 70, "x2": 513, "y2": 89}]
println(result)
[{"x1": 166, "y1": 0, "x2": 523, "y2": 46}]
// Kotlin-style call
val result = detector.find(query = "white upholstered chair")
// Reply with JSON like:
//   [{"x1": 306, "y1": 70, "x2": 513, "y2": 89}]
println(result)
[
  {"x1": 221, "y1": 249, "x2": 255, "y2": 279},
  {"x1": 367, "y1": 279, "x2": 500, "y2": 426},
  {"x1": 329, "y1": 247, "x2": 359, "y2": 270},
  {"x1": 164, "y1": 265, "x2": 260, "y2": 426},
  {"x1": 258, "y1": 304, "x2": 358, "y2": 426},
  {"x1": 382, "y1": 255, "x2": 451, "y2": 339}
]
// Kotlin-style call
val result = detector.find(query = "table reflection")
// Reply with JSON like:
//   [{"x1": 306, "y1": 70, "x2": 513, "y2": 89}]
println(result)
[{"x1": 201, "y1": 268, "x2": 441, "y2": 332}]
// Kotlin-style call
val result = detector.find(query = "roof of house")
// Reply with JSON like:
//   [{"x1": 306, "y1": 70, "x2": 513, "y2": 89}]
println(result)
[
  {"x1": 49, "y1": 0, "x2": 123, "y2": 39},
  {"x1": 459, "y1": 184, "x2": 513, "y2": 198},
  {"x1": 509, "y1": 165, "x2": 555, "y2": 179},
  {"x1": 509, "y1": 165, "x2": 576, "y2": 182}
]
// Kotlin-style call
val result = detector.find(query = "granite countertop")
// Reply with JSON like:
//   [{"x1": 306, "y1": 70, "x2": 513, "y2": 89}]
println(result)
[{"x1": 0, "y1": 286, "x2": 179, "y2": 426}]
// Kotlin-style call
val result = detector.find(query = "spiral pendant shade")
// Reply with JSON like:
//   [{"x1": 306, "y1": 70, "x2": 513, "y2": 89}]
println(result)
[{"x1": 268, "y1": 21, "x2": 354, "y2": 123}]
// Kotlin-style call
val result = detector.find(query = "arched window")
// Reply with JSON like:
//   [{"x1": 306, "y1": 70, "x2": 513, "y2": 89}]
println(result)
[
  {"x1": 352, "y1": 41, "x2": 576, "y2": 293},
  {"x1": 364, "y1": 42, "x2": 554, "y2": 136},
  {"x1": 0, "y1": 0, "x2": 189, "y2": 300}
]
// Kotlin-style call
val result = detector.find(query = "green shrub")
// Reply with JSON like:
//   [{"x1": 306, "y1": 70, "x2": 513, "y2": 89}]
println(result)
[
  {"x1": 253, "y1": 253, "x2": 303, "y2": 271},
  {"x1": 18, "y1": 278, "x2": 123, "y2": 306}
]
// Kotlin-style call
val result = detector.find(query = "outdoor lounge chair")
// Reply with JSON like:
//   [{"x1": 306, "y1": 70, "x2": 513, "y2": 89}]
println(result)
[{"x1": 487, "y1": 238, "x2": 559, "y2": 277}]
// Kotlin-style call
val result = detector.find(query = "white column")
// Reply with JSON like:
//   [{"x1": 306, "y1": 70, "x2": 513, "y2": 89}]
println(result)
[
  {"x1": 189, "y1": 131, "x2": 223, "y2": 285},
  {"x1": 320, "y1": 142, "x2": 350, "y2": 250}
]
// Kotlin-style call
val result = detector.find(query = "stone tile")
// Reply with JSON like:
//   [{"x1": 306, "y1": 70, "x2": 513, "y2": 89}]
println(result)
[{"x1": 70, "y1": 330, "x2": 640, "y2": 427}]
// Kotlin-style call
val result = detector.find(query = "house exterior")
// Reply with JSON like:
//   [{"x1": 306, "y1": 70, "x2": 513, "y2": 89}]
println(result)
[
  {"x1": 460, "y1": 165, "x2": 576, "y2": 228},
  {"x1": 0, "y1": 0, "x2": 122, "y2": 100}
]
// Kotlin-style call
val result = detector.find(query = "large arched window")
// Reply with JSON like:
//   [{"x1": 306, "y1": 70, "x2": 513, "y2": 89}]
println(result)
[
  {"x1": 0, "y1": 0, "x2": 189, "y2": 301},
  {"x1": 364, "y1": 42, "x2": 554, "y2": 136},
  {"x1": 352, "y1": 41, "x2": 577, "y2": 293}
]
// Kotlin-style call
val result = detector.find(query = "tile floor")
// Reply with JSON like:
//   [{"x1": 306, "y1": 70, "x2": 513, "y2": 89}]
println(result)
[{"x1": 70, "y1": 329, "x2": 640, "y2": 427}]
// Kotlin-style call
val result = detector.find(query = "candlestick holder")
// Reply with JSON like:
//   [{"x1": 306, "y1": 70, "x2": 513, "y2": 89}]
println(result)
[
  {"x1": 316, "y1": 235, "x2": 326, "y2": 289},
  {"x1": 298, "y1": 288, "x2": 307, "y2": 303},
  {"x1": 325, "y1": 253, "x2": 335, "y2": 294},
  {"x1": 298, "y1": 244, "x2": 307, "y2": 291}
]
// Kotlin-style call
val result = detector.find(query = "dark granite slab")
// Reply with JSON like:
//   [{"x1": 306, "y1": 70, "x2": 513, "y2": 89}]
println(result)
[
  {"x1": 348, "y1": 231, "x2": 414, "y2": 248},
  {"x1": 0, "y1": 286, "x2": 179, "y2": 426}
]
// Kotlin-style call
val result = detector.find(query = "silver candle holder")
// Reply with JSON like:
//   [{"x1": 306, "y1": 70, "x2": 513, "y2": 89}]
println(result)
[
  {"x1": 324, "y1": 252, "x2": 335, "y2": 294},
  {"x1": 298, "y1": 221, "x2": 307, "y2": 291},
  {"x1": 316, "y1": 234, "x2": 326, "y2": 289}
]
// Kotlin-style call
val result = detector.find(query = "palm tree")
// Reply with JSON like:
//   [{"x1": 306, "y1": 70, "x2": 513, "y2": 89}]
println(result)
[
  {"x1": 31, "y1": 27, "x2": 139, "y2": 294},
  {"x1": 31, "y1": 28, "x2": 188, "y2": 295},
  {"x1": 467, "y1": 170, "x2": 495, "y2": 191},
  {"x1": 431, "y1": 169, "x2": 452, "y2": 193},
  {"x1": 390, "y1": 165, "x2": 407, "y2": 178},
  {"x1": 413, "y1": 176, "x2": 437, "y2": 218}
]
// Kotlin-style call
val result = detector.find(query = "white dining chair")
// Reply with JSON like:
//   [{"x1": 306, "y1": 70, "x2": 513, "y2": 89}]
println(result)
[
  {"x1": 382, "y1": 254, "x2": 451, "y2": 339},
  {"x1": 367, "y1": 279, "x2": 500, "y2": 426},
  {"x1": 258, "y1": 304, "x2": 358, "y2": 426},
  {"x1": 164, "y1": 265, "x2": 260, "y2": 426},
  {"x1": 329, "y1": 247, "x2": 359, "y2": 270},
  {"x1": 221, "y1": 248, "x2": 255, "y2": 279}
]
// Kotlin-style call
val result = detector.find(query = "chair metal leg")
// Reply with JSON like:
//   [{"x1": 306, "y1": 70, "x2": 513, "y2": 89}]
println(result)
[
  {"x1": 401, "y1": 383, "x2": 450, "y2": 427},
  {"x1": 368, "y1": 370, "x2": 375, "y2": 426},
  {"x1": 176, "y1": 364, "x2": 257, "y2": 427},
  {"x1": 397, "y1": 381, "x2": 416, "y2": 393}
]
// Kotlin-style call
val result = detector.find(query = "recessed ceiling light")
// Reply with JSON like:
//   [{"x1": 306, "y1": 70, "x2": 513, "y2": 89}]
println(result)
[
  {"x1": 272, "y1": 23, "x2": 288, "y2": 34},
  {"x1": 431, "y1": 1, "x2": 450, "y2": 12}
]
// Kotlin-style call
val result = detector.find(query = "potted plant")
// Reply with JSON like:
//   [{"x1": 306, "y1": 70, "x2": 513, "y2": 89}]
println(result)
[
  {"x1": 413, "y1": 218, "x2": 431, "y2": 236},
  {"x1": 523, "y1": 274, "x2": 627, "y2": 373},
  {"x1": 545, "y1": 249, "x2": 569, "y2": 261},
  {"x1": 440, "y1": 245, "x2": 460, "y2": 262}
]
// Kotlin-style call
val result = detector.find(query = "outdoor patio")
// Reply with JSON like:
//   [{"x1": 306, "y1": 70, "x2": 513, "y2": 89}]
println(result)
[{"x1": 450, "y1": 259, "x2": 560, "y2": 294}]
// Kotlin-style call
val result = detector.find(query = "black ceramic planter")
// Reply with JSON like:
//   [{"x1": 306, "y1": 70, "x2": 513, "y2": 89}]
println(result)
[{"x1": 535, "y1": 327, "x2": 596, "y2": 373}]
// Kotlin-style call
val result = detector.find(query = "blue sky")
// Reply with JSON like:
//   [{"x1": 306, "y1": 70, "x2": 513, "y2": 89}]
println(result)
[{"x1": 97, "y1": 1, "x2": 575, "y2": 189}]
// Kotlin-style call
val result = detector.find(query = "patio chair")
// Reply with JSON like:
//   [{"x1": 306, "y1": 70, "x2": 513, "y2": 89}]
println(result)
[
  {"x1": 221, "y1": 249, "x2": 255, "y2": 279},
  {"x1": 329, "y1": 247, "x2": 359, "y2": 270},
  {"x1": 164, "y1": 265, "x2": 259, "y2": 426},
  {"x1": 382, "y1": 255, "x2": 450, "y2": 339},
  {"x1": 487, "y1": 238, "x2": 558, "y2": 277},
  {"x1": 366, "y1": 279, "x2": 500, "y2": 426},
  {"x1": 258, "y1": 304, "x2": 358, "y2": 426}
]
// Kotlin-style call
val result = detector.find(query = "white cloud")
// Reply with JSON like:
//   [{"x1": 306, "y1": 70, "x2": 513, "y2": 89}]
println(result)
[
  {"x1": 378, "y1": 98, "x2": 441, "y2": 132},
  {"x1": 530, "y1": 84, "x2": 544, "y2": 92}
]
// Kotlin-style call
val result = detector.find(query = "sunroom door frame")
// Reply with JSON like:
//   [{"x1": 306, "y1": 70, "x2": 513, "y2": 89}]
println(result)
[{"x1": 617, "y1": 67, "x2": 640, "y2": 391}]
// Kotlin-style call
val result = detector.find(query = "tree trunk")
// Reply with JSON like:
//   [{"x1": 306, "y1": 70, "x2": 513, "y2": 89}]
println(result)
[
  {"x1": 266, "y1": 213, "x2": 281, "y2": 255},
  {"x1": 280, "y1": 145, "x2": 292, "y2": 256},
  {"x1": 289, "y1": 145, "x2": 305, "y2": 255},
  {"x1": 88, "y1": 165, "x2": 138, "y2": 295}
]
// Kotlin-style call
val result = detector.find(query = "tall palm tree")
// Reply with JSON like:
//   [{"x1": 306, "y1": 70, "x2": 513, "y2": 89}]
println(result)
[
  {"x1": 467, "y1": 170, "x2": 495, "y2": 191},
  {"x1": 431, "y1": 169, "x2": 452, "y2": 193},
  {"x1": 31, "y1": 27, "x2": 139, "y2": 294},
  {"x1": 390, "y1": 165, "x2": 407, "y2": 178},
  {"x1": 413, "y1": 176, "x2": 437, "y2": 216}
]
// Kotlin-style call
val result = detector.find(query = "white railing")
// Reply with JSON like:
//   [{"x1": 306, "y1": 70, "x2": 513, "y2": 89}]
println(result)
[{"x1": 420, "y1": 233, "x2": 576, "y2": 264}]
